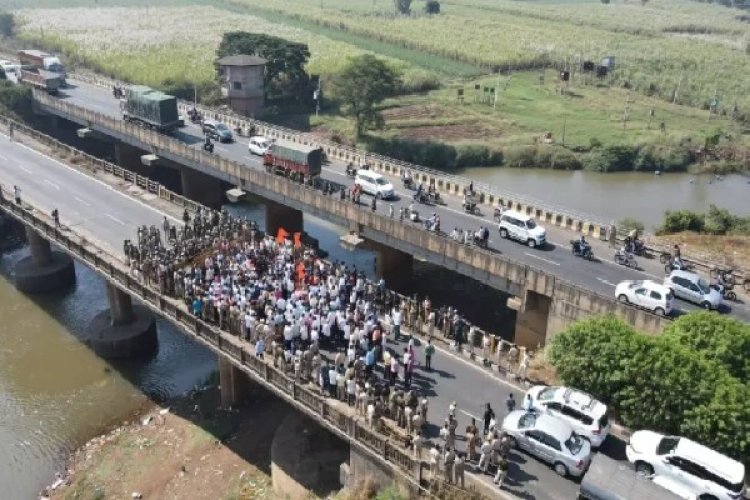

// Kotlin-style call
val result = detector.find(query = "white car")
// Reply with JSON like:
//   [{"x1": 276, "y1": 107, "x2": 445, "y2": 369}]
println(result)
[
  {"x1": 248, "y1": 136, "x2": 271, "y2": 156},
  {"x1": 626, "y1": 431, "x2": 746, "y2": 500},
  {"x1": 664, "y1": 270, "x2": 722, "y2": 311},
  {"x1": 354, "y1": 171, "x2": 394, "y2": 199},
  {"x1": 525, "y1": 385, "x2": 610, "y2": 448},
  {"x1": 615, "y1": 280, "x2": 674, "y2": 316},
  {"x1": 502, "y1": 410, "x2": 592, "y2": 477},
  {"x1": 0, "y1": 60, "x2": 17, "y2": 75},
  {"x1": 497, "y1": 210, "x2": 546, "y2": 248}
]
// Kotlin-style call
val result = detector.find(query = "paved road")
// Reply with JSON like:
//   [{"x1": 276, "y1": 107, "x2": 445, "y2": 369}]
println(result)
[
  {"x1": 1, "y1": 129, "x2": 597, "y2": 499},
  {"x1": 50, "y1": 80, "x2": 750, "y2": 323}
]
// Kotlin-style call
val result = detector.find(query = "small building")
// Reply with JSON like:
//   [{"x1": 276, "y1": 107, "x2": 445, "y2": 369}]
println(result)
[{"x1": 216, "y1": 54, "x2": 267, "y2": 117}]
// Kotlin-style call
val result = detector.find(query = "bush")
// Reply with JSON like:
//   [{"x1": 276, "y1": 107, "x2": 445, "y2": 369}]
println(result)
[
  {"x1": 0, "y1": 12, "x2": 14, "y2": 38},
  {"x1": 619, "y1": 217, "x2": 645, "y2": 234},
  {"x1": 659, "y1": 209, "x2": 705, "y2": 234},
  {"x1": 503, "y1": 145, "x2": 537, "y2": 168},
  {"x1": 365, "y1": 137, "x2": 457, "y2": 170},
  {"x1": 0, "y1": 81, "x2": 32, "y2": 120},
  {"x1": 549, "y1": 314, "x2": 750, "y2": 464},
  {"x1": 584, "y1": 145, "x2": 636, "y2": 172},
  {"x1": 658, "y1": 205, "x2": 750, "y2": 235},
  {"x1": 455, "y1": 144, "x2": 502, "y2": 168},
  {"x1": 424, "y1": 0, "x2": 441, "y2": 14}
]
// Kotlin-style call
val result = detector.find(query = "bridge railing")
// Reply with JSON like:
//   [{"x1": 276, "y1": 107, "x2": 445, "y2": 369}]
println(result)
[
  {"x1": 0, "y1": 191, "x2": 439, "y2": 495},
  {"x1": 10, "y1": 99, "x2": 675, "y2": 335}
]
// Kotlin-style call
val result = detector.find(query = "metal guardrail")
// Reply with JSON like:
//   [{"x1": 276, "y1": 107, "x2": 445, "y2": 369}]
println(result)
[{"x1": 0, "y1": 190, "x2": 435, "y2": 496}]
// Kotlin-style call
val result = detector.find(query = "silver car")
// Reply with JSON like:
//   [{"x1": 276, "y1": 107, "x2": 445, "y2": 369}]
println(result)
[
  {"x1": 501, "y1": 410, "x2": 592, "y2": 477},
  {"x1": 664, "y1": 270, "x2": 722, "y2": 310}
]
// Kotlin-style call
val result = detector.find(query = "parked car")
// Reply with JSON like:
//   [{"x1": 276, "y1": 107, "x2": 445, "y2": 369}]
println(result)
[
  {"x1": 501, "y1": 410, "x2": 592, "y2": 477},
  {"x1": 497, "y1": 210, "x2": 546, "y2": 248},
  {"x1": 664, "y1": 270, "x2": 722, "y2": 310},
  {"x1": 626, "y1": 430, "x2": 746, "y2": 500},
  {"x1": 248, "y1": 135, "x2": 271, "y2": 156},
  {"x1": 615, "y1": 280, "x2": 674, "y2": 316},
  {"x1": 202, "y1": 120, "x2": 233, "y2": 143},
  {"x1": 354, "y1": 171, "x2": 395, "y2": 199},
  {"x1": 0, "y1": 60, "x2": 18, "y2": 75},
  {"x1": 524, "y1": 385, "x2": 610, "y2": 448}
]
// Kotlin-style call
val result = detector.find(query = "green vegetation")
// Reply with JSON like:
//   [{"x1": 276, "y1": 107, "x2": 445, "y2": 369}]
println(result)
[
  {"x1": 0, "y1": 11, "x2": 14, "y2": 37},
  {"x1": 0, "y1": 80, "x2": 32, "y2": 120},
  {"x1": 332, "y1": 54, "x2": 401, "y2": 137},
  {"x1": 659, "y1": 204, "x2": 750, "y2": 235},
  {"x1": 549, "y1": 313, "x2": 750, "y2": 466}
]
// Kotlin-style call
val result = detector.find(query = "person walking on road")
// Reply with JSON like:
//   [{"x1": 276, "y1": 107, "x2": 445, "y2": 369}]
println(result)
[
  {"x1": 424, "y1": 339, "x2": 435, "y2": 371},
  {"x1": 13, "y1": 185, "x2": 21, "y2": 205},
  {"x1": 429, "y1": 444, "x2": 440, "y2": 478},
  {"x1": 465, "y1": 418, "x2": 479, "y2": 461},
  {"x1": 505, "y1": 393, "x2": 516, "y2": 413},
  {"x1": 51, "y1": 208, "x2": 60, "y2": 228},
  {"x1": 443, "y1": 447, "x2": 456, "y2": 483},
  {"x1": 391, "y1": 306, "x2": 402, "y2": 342},
  {"x1": 483, "y1": 403, "x2": 495, "y2": 435}
]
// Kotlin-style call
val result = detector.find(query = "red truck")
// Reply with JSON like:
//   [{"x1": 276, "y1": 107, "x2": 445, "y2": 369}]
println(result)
[
  {"x1": 263, "y1": 140, "x2": 323, "y2": 181},
  {"x1": 18, "y1": 68, "x2": 63, "y2": 95}
]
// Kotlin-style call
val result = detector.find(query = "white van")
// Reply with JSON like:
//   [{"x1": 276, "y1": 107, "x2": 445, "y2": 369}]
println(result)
[
  {"x1": 498, "y1": 209, "x2": 546, "y2": 248},
  {"x1": 354, "y1": 171, "x2": 395, "y2": 199}
]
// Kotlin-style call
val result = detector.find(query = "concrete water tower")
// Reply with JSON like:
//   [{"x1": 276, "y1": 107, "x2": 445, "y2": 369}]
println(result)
[{"x1": 217, "y1": 54, "x2": 267, "y2": 117}]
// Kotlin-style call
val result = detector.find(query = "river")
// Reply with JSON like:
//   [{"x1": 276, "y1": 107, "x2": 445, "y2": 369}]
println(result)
[
  {"x1": 459, "y1": 168, "x2": 750, "y2": 228},
  {"x1": 0, "y1": 200, "x2": 512, "y2": 499}
]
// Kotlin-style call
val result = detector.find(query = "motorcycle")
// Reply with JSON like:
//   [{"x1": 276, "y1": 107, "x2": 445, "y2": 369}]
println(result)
[
  {"x1": 473, "y1": 234, "x2": 489, "y2": 249},
  {"x1": 112, "y1": 85, "x2": 123, "y2": 99},
  {"x1": 402, "y1": 177, "x2": 415, "y2": 190},
  {"x1": 413, "y1": 190, "x2": 429, "y2": 205},
  {"x1": 345, "y1": 163, "x2": 357, "y2": 178},
  {"x1": 664, "y1": 260, "x2": 694, "y2": 275},
  {"x1": 202, "y1": 137, "x2": 214, "y2": 153},
  {"x1": 570, "y1": 240, "x2": 594, "y2": 260},
  {"x1": 614, "y1": 250, "x2": 638, "y2": 269},
  {"x1": 632, "y1": 239, "x2": 647, "y2": 257},
  {"x1": 187, "y1": 107, "x2": 203, "y2": 124},
  {"x1": 712, "y1": 282, "x2": 736, "y2": 301}
]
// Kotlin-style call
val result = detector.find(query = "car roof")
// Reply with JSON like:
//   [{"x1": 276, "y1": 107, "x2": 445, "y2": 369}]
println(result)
[
  {"x1": 357, "y1": 171, "x2": 384, "y2": 179},
  {"x1": 668, "y1": 269, "x2": 700, "y2": 281},
  {"x1": 636, "y1": 280, "x2": 671, "y2": 294},
  {"x1": 543, "y1": 386, "x2": 607, "y2": 418},
  {"x1": 250, "y1": 135, "x2": 268, "y2": 141},
  {"x1": 502, "y1": 210, "x2": 531, "y2": 221},
  {"x1": 675, "y1": 438, "x2": 745, "y2": 483},
  {"x1": 534, "y1": 413, "x2": 575, "y2": 442}
]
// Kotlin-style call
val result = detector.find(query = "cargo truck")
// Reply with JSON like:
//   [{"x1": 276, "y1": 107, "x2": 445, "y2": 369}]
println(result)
[
  {"x1": 263, "y1": 140, "x2": 323, "y2": 180},
  {"x1": 122, "y1": 85, "x2": 181, "y2": 133},
  {"x1": 18, "y1": 49, "x2": 66, "y2": 83},
  {"x1": 18, "y1": 68, "x2": 63, "y2": 95}
]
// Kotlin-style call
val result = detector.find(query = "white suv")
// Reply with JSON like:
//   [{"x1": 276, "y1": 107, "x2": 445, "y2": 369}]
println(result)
[
  {"x1": 498, "y1": 210, "x2": 546, "y2": 248},
  {"x1": 248, "y1": 136, "x2": 270, "y2": 156},
  {"x1": 615, "y1": 280, "x2": 674, "y2": 316},
  {"x1": 525, "y1": 385, "x2": 610, "y2": 448},
  {"x1": 626, "y1": 431, "x2": 746, "y2": 500},
  {"x1": 354, "y1": 171, "x2": 395, "y2": 199}
]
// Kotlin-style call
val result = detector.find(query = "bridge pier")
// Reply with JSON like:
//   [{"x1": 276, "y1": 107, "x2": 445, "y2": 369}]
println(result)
[
  {"x1": 218, "y1": 355, "x2": 256, "y2": 407},
  {"x1": 265, "y1": 199, "x2": 303, "y2": 237},
  {"x1": 180, "y1": 168, "x2": 224, "y2": 209},
  {"x1": 86, "y1": 283, "x2": 158, "y2": 359},
  {"x1": 511, "y1": 290, "x2": 551, "y2": 349},
  {"x1": 14, "y1": 226, "x2": 76, "y2": 293},
  {"x1": 271, "y1": 412, "x2": 349, "y2": 498},
  {"x1": 372, "y1": 243, "x2": 413, "y2": 289}
]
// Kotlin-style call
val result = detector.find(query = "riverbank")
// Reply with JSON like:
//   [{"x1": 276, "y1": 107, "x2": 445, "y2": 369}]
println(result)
[{"x1": 46, "y1": 376, "x2": 280, "y2": 500}]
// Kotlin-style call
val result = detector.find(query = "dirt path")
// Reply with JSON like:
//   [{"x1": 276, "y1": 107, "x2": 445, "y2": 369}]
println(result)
[{"x1": 47, "y1": 383, "x2": 292, "y2": 500}]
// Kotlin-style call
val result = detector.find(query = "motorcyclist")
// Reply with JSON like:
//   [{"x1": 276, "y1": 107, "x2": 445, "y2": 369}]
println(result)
[
  {"x1": 414, "y1": 183, "x2": 424, "y2": 202},
  {"x1": 346, "y1": 162, "x2": 355, "y2": 176},
  {"x1": 672, "y1": 244, "x2": 685, "y2": 270},
  {"x1": 577, "y1": 235, "x2": 589, "y2": 255}
]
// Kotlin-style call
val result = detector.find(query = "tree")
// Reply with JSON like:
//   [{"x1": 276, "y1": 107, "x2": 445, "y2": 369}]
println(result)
[
  {"x1": 425, "y1": 0, "x2": 441, "y2": 14},
  {"x1": 332, "y1": 55, "x2": 401, "y2": 137},
  {"x1": 600, "y1": 0, "x2": 611, "y2": 4},
  {"x1": 0, "y1": 12, "x2": 14, "y2": 38},
  {"x1": 394, "y1": 0, "x2": 412, "y2": 15},
  {"x1": 216, "y1": 32, "x2": 310, "y2": 100}
]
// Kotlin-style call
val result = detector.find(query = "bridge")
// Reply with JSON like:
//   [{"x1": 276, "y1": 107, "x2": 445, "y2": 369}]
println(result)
[{"x1": 25, "y1": 78, "x2": 729, "y2": 347}]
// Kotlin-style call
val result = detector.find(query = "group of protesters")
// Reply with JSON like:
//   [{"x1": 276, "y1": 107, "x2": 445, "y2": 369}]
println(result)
[{"x1": 122, "y1": 205, "x2": 522, "y2": 491}]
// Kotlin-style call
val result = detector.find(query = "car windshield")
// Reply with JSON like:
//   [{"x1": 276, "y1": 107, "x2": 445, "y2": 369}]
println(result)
[
  {"x1": 537, "y1": 387, "x2": 557, "y2": 401},
  {"x1": 565, "y1": 432, "x2": 585, "y2": 455},
  {"x1": 518, "y1": 412, "x2": 537, "y2": 429},
  {"x1": 697, "y1": 278, "x2": 711, "y2": 294},
  {"x1": 656, "y1": 436, "x2": 680, "y2": 455},
  {"x1": 375, "y1": 178, "x2": 388, "y2": 185},
  {"x1": 216, "y1": 124, "x2": 229, "y2": 131},
  {"x1": 628, "y1": 281, "x2": 643, "y2": 289},
  {"x1": 526, "y1": 220, "x2": 537, "y2": 229}
]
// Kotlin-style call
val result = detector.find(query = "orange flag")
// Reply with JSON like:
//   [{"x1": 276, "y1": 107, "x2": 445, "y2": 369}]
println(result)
[
  {"x1": 276, "y1": 227, "x2": 289, "y2": 244},
  {"x1": 293, "y1": 232, "x2": 302, "y2": 249}
]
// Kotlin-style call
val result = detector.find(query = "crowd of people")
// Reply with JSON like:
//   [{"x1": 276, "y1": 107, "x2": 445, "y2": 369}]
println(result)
[{"x1": 122, "y1": 206, "x2": 525, "y2": 491}]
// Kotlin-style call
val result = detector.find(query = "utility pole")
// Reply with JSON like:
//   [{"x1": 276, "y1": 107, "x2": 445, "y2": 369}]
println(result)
[
  {"x1": 561, "y1": 115, "x2": 567, "y2": 146},
  {"x1": 314, "y1": 79, "x2": 321, "y2": 117}
]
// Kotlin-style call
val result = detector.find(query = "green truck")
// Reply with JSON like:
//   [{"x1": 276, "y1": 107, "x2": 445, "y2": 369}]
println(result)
[
  {"x1": 263, "y1": 140, "x2": 323, "y2": 180},
  {"x1": 122, "y1": 85, "x2": 180, "y2": 133}
]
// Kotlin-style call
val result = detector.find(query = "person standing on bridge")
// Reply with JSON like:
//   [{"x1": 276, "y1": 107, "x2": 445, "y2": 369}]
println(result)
[
  {"x1": 505, "y1": 393, "x2": 516, "y2": 413},
  {"x1": 51, "y1": 208, "x2": 60, "y2": 228},
  {"x1": 483, "y1": 403, "x2": 495, "y2": 436},
  {"x1": 13, "y1": 185, "x2": 21, "y2": 205}
]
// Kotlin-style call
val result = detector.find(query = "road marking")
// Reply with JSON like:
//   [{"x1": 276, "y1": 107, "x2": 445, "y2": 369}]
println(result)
[
  {"x1": 459, "y1": 409, "x2": 482, "y2": 421},
  {"x1": 43, "y1": 179, "x2": 60, "y2": 190},
  {"x1": 17, "y1": 165, "x2": 32, "y2": 174},
  {"x1": 105, "y1": 214, "x2": 126, "y2": 225},
  {"x1": 0, "y1": 133, "x2": 182, "y2": 224},
  {"x1": 596, "y1": 277, "x2": 617, "y2": 287},
  {"x1": 74, "y1": 196, "x2": 91, "y2": 207},
  {"x1": 0, "y1": 153, "x2": 7, "y2": 160},
  {"x1": 524, "y1": 252, "x2": 560, "y2": 266}
]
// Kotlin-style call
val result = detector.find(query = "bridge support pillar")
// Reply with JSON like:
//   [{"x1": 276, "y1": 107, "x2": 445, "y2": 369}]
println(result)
[
  {"x1": 271, "y1": 412, "x2": 349, "y2": 498},
  {"x1": 511, "y1": 290, "x2": 551, "y2": 350},
  {"x1": 372, "y1": 243, "x2": 413, "y2": 289},
  {"x1": 14, "y1": 226, "x2": 76, "y2": 293},
  {"x1": 265, "y1": 199, "x2": 303, "y2": 237},
  {"x1": 218, "y1": 355, "x2": 255, "y2": 408},
  {"x1": 86, "y1": 283, "x2": 158, "y2": 359},
  {"x1": 180, "y1": 168, "x2": 224, "y2": 209}
]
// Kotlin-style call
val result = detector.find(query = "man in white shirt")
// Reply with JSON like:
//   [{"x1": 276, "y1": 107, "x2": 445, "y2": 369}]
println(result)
[{"x1": 391, "y1": 307, "x2": 402, "y2": 342}]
